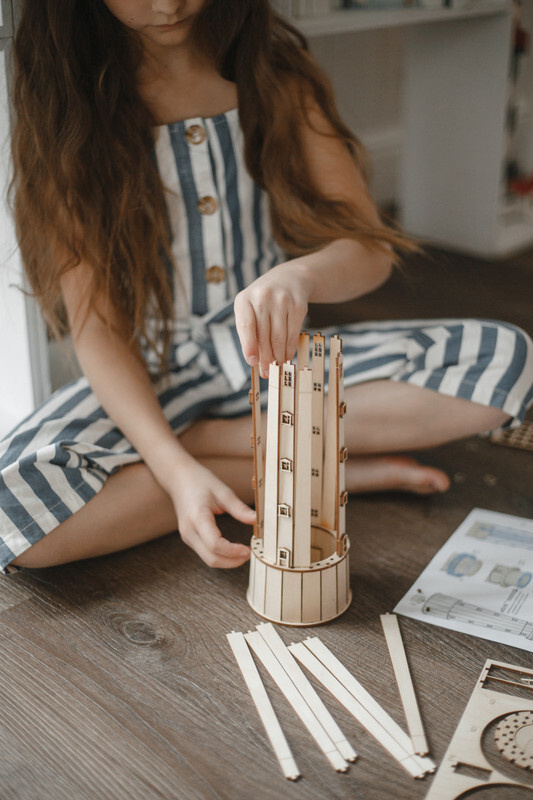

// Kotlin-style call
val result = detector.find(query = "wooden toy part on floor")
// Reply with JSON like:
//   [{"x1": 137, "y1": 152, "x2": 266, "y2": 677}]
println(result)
[
  {"x1": 244, "y1": 630, "x2": 349, "y2": 773},
  {"x1": 247, "y1": 333, "x2": 351, "y2": 626},
  {"x1": 226, "y1": 631, "x2": 301, "y2": 781},
  {"x1": 255, "y1": 623, "x2": 358, "y2": 764},
  {"x1": 288, "y1": 638, "x2": 435, "y2": 779},
  {"x1": 425, "y1": 659, "x2": 533, "y2": 799},
  {"x1": 380, "y1": 613, "x2": 429, "y2": 757}
]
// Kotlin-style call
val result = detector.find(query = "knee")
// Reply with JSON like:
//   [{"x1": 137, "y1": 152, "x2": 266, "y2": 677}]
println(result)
[
  {"x1": 436, "y1": 319, "x2": 532, "y2": 426},
  {"x1": 468, "y1": 319, "x2": 532, "y2": 381},
  {"x1": 496, "y1": 321, "x2": 532, "y2": 365},
  {"x1": 495, "y1": 322, "x2": 533, "y2": 393},
  {"x1": 11, "y1": 535, "x2": 64, "y2": 570},
  {"x1": 481, "y1": 320, "x2": 533, "y2": 421}
]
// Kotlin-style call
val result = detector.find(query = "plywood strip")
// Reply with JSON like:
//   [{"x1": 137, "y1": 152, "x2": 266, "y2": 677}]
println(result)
[
  {"x1": 250, "y1": 364, "x2": 265, "y2": 538},
  {"x1": 293, "y1": 368, "x2": 312, "y2": 567},
  {"x1": 256, "y1": 623, "x2": 357, "y2": 763},
  {"x1": 310, "y1": 333, "x2": 325, "y2": 522},
  {"x1": 244, "y1": 631, "x2": 349, "y2": 773},
  {"x1": 289, "y1": 641, "x2": 432, "y2": 778},
  {"x1": 226, "y1": 632, "x2": 301, "y2": 781},
  {"x1": 380, "y1": 613, "x2": 429, "y2": 756},
  {"x1": 302, "y1": 637, "x2": 435, "y2": 775},
  {"x1": 277, "y1": 362, "x2": 295, "y2": 561},
  {"x1": 297, "y1": 331, "x2": 310, "y2": 371},
  {"x1": 263, "y1": 363, "x2": 281, "y2": 563},
  {"x1": 336, "y1": 348, "x2": 347, "y2": 555},
  {"x1": 322, "y1": 336, "x2": 341, "y2": 532}
]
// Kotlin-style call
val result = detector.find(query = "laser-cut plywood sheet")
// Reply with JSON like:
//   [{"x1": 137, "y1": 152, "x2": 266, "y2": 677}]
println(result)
[{"x1": 425, "y1": 660, "x2": 533, "y2": 799}]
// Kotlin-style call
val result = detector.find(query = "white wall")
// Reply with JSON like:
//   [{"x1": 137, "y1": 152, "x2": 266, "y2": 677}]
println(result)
[
  {"x1": 309, "y1": 28, "x2": 404, "y2": 206},
  {"x1": 0, "y1": 38, "x2": 33, "y2": 437},
  {"x1": 515, "y1": 1, "x2": 533, "y2": 173},
  {"x1": 0, "y1": 34, "x2": 50, "y2": 439}
]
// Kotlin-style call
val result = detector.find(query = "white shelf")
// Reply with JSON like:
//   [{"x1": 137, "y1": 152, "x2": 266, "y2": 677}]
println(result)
[
  {"x1": 497, "y1": 201, "x2": 533, "y2": 256},
  {"x1": 0, "y1": 0, "x2": 13, "y2": 38},
  {"x1": 295, "y1": 0, "x2": 532, "y2": 256},
  {"x1": 294, "y1": 1, "x2": 510, "y2": 36}
]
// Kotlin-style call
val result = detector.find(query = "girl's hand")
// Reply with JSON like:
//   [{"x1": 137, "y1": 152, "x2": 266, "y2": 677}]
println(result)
[
  {"x1": 167, "y1": 458, "x2": 255, "y2": 568},
  {"x1": 234, "y1": 261, "x2": 310, "y2": 378}
]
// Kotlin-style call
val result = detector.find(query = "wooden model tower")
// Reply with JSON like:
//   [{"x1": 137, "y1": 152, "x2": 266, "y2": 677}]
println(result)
[{"x1": 247, "y1": 333, "x2": 352, "y2": 626}]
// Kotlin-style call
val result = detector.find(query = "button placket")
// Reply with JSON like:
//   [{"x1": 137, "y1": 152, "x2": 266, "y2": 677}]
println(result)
[
  {"x1": 185, "y1": 117, "x2": 227, "y2": 313},
  {"x1": 155, "y1": 125, "x2": 192, "y2": 321}
]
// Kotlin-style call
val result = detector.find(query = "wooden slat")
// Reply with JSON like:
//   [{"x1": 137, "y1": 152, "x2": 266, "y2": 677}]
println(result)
[
  {"x1": 263, "y1": 362, "x2": 281, "y2": 563},
  {"x1": 321, "y1": 336, "x2": 341, "y2": 533},
  {"x1": 250, "y1": 364, "x2": 265, "y2": 538},
  {"x1": 256, "y1": 623, "x2": 357, "y2": 763},
  {"x1": 288, "y1": 641, "x2": 428, "y2": 779},
  {"x1": 244, "y1": 631, "x2": 349, "y2": 773},
  {"x1": 227, "y1": 631, "x2": 301, "y2": 780},
  {"x1": 310, "y1": 333, "x2": 325, "y2": 522},
  {"x1": 293, "y1": 367, "x2": 312, "y2": 566},
  {"x1": 380, "y1": 613, "x2": 429, "y2": 756},
  {"x1": 300, "y1": 638, "x2": 435, "y2": 774}
]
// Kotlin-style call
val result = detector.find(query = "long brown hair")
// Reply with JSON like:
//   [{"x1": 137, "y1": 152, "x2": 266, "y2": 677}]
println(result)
[{"x1": 11, "y1": 0, "x2": 412, "y2": 369}]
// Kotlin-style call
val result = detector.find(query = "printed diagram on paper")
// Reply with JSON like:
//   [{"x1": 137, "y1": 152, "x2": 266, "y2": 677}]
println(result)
[{"x1": 394, "y1": 508, "x2": 533, "y2": 653}]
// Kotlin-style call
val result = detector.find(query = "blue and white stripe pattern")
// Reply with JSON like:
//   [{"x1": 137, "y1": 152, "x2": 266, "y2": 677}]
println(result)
[
  {"x1": 338, "y1": 318, "x2": 533, "y2": 420},
  {"x1": 0, "y1": 109, "x2": 532, "y2": 571},
  {"x1": 148, "y1": 109, "x2": 284, "y2": 362}
]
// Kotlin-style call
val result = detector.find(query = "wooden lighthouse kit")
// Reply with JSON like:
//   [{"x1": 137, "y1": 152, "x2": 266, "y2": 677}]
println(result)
[{"x1": 247, "y1": 332, "x2": 352, "y2": 626}]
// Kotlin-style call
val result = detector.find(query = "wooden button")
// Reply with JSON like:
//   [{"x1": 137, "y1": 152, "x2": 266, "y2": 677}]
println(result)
[
  {"x1": 205, "y1": 266, "x2": 226, "y2": 283},
  {"x1": 185, "y1": 125, "x2": 206, "y2": 145},
  {"x1": 197, "y1": 196, "x2": 218, "y2": 215}
]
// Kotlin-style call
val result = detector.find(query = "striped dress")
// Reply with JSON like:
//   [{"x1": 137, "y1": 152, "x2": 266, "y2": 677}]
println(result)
[{"x1": 0, "y1": 108, "x2": 532, "y2": 572}]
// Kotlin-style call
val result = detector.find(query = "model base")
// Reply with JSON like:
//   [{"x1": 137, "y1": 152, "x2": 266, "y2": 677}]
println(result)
[{"x1": 247, "y1": 526, "x2": 352, "y2": 626}]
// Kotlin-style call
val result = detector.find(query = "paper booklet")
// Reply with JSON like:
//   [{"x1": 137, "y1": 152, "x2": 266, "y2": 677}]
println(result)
[{"x1": 394, "y1": 508, "x2": 533, "y2": 653}]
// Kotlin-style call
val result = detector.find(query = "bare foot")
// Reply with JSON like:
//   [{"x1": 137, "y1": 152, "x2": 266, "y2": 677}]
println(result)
[{"x1": 346, "y1": 455, "x2": 450, "y2": 495}]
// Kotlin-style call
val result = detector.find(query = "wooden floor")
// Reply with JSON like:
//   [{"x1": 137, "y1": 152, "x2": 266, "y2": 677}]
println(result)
[{"x1": 1, "y1": 246, "x2": 532, "y2": 800}]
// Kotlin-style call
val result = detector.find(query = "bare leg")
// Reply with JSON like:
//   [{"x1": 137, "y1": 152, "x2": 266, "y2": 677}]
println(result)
[
  {"x1": 12, "y1": 455, "x2": 254, "y2": 569},
  {"x1": 13, "y1": 380, "x2": 511, "y2": 567},
  {"x1": 342, "y1": 381, "x2": 509, "y2": 453},
  {"x1": 181, "y1": 380, "x2": 511, "y2": 494},
  {"x1": 13, "y1": 462, "x2": 177, "y2": 568},
  {"x1": 343, "y1": 381, "x2": 510, "y2": 494}
]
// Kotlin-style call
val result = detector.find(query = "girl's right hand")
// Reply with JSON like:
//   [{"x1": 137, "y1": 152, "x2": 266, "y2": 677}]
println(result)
[
  {"x1": 234, "y1": 260, "x2": 309, "y2": 378},
  {"x1": 165, "y1": 457, "x2": 254, "y2": 568}
]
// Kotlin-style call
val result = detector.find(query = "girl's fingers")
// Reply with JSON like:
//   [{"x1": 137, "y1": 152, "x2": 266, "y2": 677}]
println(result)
[
  {"x1": 268, "y1": 304, "x2": 303, "y2": 366},
  {"x1": 234, "y1": 296, "x2": 259, "y2": 366},
  {"x1": 255, "y1": 308, "x2": 275, "y2": 378},
  {"x1": 221, "y1": 491, "x2": 257, "y2": 526},
  {"x1": 235, "y1": 278, "x2": 309, "y2": 376},
  {"x1": 178, "y1": 482, "x2": 255, "y2": 568},
  {"x1": 269, "y1": 309, "x2": 289, "y2": 367},
  {"x1": 286, "y1": 310, "x2": 306, "y2": 362},
  {"x1": 190, "y1": 513, "x2": 251, "y2": 568},
  {"x1": 193, "y1": 536, "x2": 250, "y2": 569}
]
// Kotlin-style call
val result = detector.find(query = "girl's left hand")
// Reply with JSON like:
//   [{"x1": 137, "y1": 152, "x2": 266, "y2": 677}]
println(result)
[
  {"x1": 234, "y1": 261, "x2": 309, "y2": 378},
  {"x1": 167, "y1": 457, "x2": 254, "y2": 569}
]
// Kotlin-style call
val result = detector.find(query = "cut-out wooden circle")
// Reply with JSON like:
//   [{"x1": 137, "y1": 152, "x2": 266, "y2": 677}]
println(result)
[{"x1": 494, "y1": 711, "x2": 533, "y2": 770}]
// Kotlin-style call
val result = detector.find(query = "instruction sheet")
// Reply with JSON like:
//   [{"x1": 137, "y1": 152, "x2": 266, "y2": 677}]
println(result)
[{"x1": 394, "y1": 508, "x2": 533, "y2": 652}]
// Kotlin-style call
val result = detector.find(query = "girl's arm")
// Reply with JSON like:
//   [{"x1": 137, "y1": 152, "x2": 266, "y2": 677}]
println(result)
[
  {"x1": 234, "y1": 104, "x2": 394, "y2": 377},
  {"x1": 61, "y1": 260, "x2": 254, "y2": 567}
]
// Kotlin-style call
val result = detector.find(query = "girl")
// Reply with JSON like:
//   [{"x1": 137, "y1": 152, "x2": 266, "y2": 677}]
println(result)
[{"x1": 1, "y1": 0, "x2": 531, "y2": 573}]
